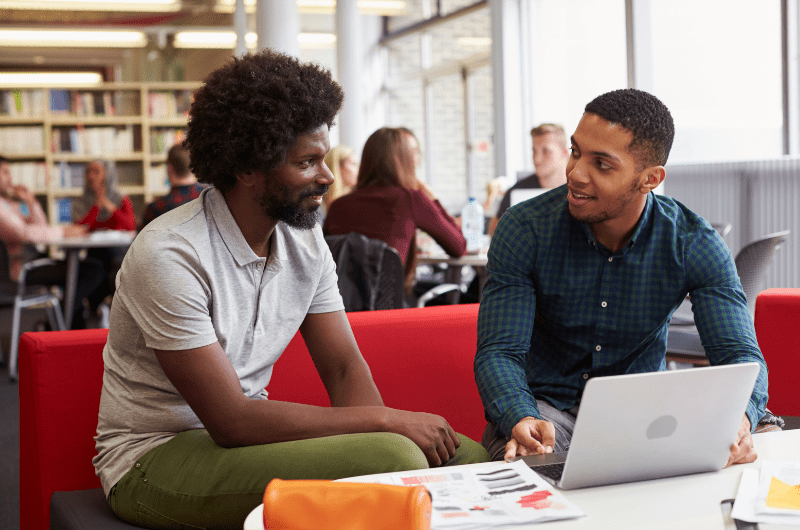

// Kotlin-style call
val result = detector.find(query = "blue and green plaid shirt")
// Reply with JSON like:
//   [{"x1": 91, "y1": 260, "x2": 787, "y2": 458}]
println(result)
[{"x1": 475, "y1": 185, "x2": 768, "y2": 437}]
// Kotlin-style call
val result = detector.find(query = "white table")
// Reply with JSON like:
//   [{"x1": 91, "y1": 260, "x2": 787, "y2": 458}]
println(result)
[
  {"x1": 48, "y1": 231, "x2": 135, "y2": 328},
  {"x1": 417, "y1": 252, "x2": 489, "y2": 303},
  {"x1": 244, "y1": 430, "x2": 800, "y2": 530}
]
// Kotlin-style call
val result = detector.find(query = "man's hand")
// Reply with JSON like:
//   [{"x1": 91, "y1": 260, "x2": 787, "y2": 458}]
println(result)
[
  {"x1": 63, "y1": 224, "x2": 88, "y2": 238},
  {"x1": 384, "y1": 409, "x2": 461, "y2": 467},
  {"x1": 726, "y1": 415, "x2": 757, "y2": 467},
  {"x1": 504, "y1": 417, "x2": 555, "y2": 461}
]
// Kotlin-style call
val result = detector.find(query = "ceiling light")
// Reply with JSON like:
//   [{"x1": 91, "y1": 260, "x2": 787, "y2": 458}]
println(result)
[
  {"x1": 0, "y1": 0, "x2": 180, "y2": 12},
  {"x1": 0, "y1": 29, "x2": 148, "y2": 47},
  {"x1": 0, "y1": 72, "x2": 103, "y2": 86},
  {"x1": 173, "y1": 31, "x2": 335, "y2": 49},
  {"x1": 214, "y1": 0, "x2": 407, "y2": 16}
]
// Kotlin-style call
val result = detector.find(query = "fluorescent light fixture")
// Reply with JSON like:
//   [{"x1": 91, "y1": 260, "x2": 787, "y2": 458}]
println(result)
[
  {"x1": 457, "y1": 37, "x2": 491, "y2": 49},
  {"x1": 0, "y1": 29, "x2": 148, "y2": 47},
  {"x1": 0, "y1": 72, "x2": 103, "y2": 85},
  {"x1": 0, "y1": 0, "x2": 180, "y2": 11},
  {"x1": 215, "y1": 0, "x2": 407, "y2": 16},
  {"x1": 173, "y1": 31, "x2": 335, "y2": 49}
]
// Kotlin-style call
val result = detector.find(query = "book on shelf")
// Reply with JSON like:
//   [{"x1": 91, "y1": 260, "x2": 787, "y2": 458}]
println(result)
[
  {"x1": 149, "y1": 91, "x2": 193, "y2": 118},
  {"x1": 58, "y1": 161, "x2": 86, "y2": 189},
  {"x1": 52, "y1": 125, "x2": 135, "y2": 155},
  {"x1": 50, "y1": 89, "x2": 71, "y2": 113},
  {"x1": 147, "y1": 163, "x2": 170, "y2": 193},
  {"x1": 150, "y1": 128, "x2": 185, "y2": 154},
  {"x1": 1, "y1": 89, "x2": 46, "y2": 117},
  {"x1": 0, "y1": 125, "x2": 45, "y2": 153},
  {"x1": 57, "y1": 197, "x2": 73, "y2": 223},
  {"x1": 9, "y1": 161, "x2": 48, "y2": 191}
]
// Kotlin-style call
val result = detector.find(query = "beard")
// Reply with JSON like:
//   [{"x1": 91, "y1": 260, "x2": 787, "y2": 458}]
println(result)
[
  {"x1": 569, "y1": 179, "x2": 641, "y2": 225},
  {"x1": 259, "y1": 180, "x2": 327, "y2": 230}
]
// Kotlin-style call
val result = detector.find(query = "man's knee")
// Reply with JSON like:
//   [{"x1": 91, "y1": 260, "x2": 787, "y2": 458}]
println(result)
[{"x1": 362, "y1": 433, "x2": 429, "y2": 472}]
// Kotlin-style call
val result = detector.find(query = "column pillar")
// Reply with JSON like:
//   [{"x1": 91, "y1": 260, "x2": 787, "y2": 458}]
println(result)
[
  {"x1": 233, "y1": 0, "x2": 247, "y2": 56},
  {"x1": 256, "y1": 0, "x2": 300, "y2": 57},
  {"x1": 490, "y1": 0, "x2": 525, "y2": 180},
  {"x1": 335, "y1": 0, "x2": 363, "y2": 150}
]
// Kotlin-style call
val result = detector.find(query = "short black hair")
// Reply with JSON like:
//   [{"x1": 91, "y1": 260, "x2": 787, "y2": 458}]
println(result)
[
  {"x1": 584, "y1": 88, "x2": 674, "y2": 168},
  {"x1": 185, "y1": 48, "x2": 344, "y2": 194}
]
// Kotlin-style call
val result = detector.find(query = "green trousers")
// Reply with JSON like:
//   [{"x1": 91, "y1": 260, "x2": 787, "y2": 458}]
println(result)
[{"x1": 108, "y1": 429, "x2": 490, "y2": 530}]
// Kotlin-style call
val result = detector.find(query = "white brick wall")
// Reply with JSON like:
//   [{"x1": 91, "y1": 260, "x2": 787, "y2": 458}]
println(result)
[{"x1": 384, "y1": 4, "x2": 494, "y2": 214}]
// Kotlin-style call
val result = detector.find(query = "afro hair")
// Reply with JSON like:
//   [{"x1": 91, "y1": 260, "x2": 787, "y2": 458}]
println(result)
[
  {"x1": 185, "y1": 48, "x2": 344, "y2": 194},
  {"x1": 584, "y1": 88, "x2": 674, "y2": 168}
]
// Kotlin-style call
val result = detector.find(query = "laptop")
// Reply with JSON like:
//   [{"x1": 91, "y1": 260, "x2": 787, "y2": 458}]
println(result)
[
  {"x1": 511, "y1": 362, "x2": 761, "y2": 490},
  {"x1": 509, "y1": 188, "x2": 549, "y2": 207}
]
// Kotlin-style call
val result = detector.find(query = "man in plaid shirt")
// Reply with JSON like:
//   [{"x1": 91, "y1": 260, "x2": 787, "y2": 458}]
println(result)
[{"x1": 475, "y1": 88, "x2": 768, "y2": 468}]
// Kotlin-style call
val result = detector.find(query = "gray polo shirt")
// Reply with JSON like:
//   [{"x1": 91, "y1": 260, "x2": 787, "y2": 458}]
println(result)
[{"x1": 93, "y1": 187, "x2": 344, "y2": 497}]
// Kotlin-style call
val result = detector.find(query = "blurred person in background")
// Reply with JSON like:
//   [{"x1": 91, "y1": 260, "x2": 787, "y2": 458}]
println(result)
[
  {"x1": 488, "y1": 123, "x2": 570, "y2": 235},
  {"x1": 321, "y1": 144, "x2": 358, "y2": 213},
  {"x1": 140, "y1": 144, "x2": 207, "y2": 231},
  {"x1": 0, "y1": 155, "x2": 103, "y2": 329},
  {"x1": 73, "y1": 159, "x2": 136, "y2": 315},
  {"x1": 323, "y1": 126, "x2": 466, "y2": 291}
]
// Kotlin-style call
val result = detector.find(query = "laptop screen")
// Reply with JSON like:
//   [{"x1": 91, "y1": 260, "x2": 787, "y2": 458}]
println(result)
[{"x1": 510, "y1": 188, "x2": 549, "y2": 206}]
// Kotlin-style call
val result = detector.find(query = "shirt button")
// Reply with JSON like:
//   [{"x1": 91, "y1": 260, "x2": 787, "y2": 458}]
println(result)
[
  {"x1": 595, "y1": 345, "x2": 601, "y2": 351},
  {"x1": 601, "y1": 301, "x2": 607, "y2": 308},
  {"x1": 256, "y1": 262, "x2": 263, "y2": 269},
  {"x1": 608, "y1": 257, "x2": 613, "y2": 262},
  {"x1": 583, "y1": 373, "x2": 589, "y2": 380}
]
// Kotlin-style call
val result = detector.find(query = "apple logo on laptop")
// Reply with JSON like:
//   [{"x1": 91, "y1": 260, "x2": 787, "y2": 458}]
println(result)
[{"x1": 646, "y1": 415, "x2": 678, "y2": 439}]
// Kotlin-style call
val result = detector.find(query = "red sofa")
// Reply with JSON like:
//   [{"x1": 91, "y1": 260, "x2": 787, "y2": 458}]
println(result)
[
  {"x1": 19, "y1": 304, "x2": 486, "y2": 530},
  {"x1": 754, "y1": 288, "x2": 800, "y2": 417}
]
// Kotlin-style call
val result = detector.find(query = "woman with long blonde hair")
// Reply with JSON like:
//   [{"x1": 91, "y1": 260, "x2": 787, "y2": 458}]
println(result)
[{"x1": 322, "y1": 144, "x2": 358, "y2": 211}]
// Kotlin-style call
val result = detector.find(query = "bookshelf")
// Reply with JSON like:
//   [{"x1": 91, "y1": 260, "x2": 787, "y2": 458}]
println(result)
[{"x1": 0, "y1": 82, "x2": 201, "y2": 225}]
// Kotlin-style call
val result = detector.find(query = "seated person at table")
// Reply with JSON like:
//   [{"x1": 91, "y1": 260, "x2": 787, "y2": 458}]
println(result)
[
  {"x1": 73, "y1": 159, "x2": 137, "y2": 312},
  {"x1": 321, "y1": 143, "x2": 358, "y2": 214},
  {"x1": 487, "y1": 123, "x2": 570, "y2": 236},
  {"x1": 0, "y1": 155, "x2": 103, "y2": 329},
  {"x1": 93, "y1": 49, "x2": 489, "y2": 530},
  {"x1": 139, "y1": 144, "x2": 207, "y2": 231},
  {"x1": 475, "y1": 89, "x2": 768, "y2": 467},
  {"x1": 323, "y1": 126, "x2": 466, "y2": 290}
]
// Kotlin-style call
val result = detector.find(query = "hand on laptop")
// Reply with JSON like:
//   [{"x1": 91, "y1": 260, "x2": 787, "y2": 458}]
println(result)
[
  {"x1": 504, "y1": 416, "x2": 555, "y2": 461},
  {"x1": 725, "y1": 415, "x2": 757, "y2": 467}
]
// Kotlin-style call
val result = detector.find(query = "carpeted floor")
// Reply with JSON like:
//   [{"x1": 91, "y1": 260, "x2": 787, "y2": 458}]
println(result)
[{"x1": 0, "y1": 366, "x2": 20, "y2": 530}]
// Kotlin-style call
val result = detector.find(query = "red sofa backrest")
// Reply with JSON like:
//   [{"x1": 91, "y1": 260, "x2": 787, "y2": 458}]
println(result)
[
  {"x1": 754, "y1": 288, "x2": 800, "y2": 417},
  {"x1": 268, "y1": 305, "x2": 485, "y2": 441},
  {"x1": 19, "y1": 329, "x2": 109, "y2": 530},
  {"x1": 19, "y1": 304, "x2": 485, "y2": 530}
]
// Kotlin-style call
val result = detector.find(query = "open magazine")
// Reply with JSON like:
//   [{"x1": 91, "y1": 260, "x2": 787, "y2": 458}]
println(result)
[{"x1": 337, "y1": 460, "x2": 584, "y2": 529}]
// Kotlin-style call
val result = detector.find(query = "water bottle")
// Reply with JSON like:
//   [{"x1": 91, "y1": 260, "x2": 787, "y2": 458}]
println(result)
[{"x1": 461, "y1": 197, "x2": 485, "y2": 252}]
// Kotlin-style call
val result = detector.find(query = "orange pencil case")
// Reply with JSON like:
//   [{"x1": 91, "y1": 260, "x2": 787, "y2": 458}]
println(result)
[{"x1": 262, "y1": 479, "x2": 432, "y2": 530}]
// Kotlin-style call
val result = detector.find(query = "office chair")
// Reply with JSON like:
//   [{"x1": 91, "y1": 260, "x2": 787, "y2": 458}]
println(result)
[
  {"x1": 325, "y1": 232, "x2": 405, "y2": 311},
  {"x1": 0, "y1": 240, "x2": 66, "y2": 381},
  {"x1": 670, "y1": 229, "x2": 790, "y2": 328},
  {"x1": 710, "y1": 222, "x2": 733, "y2": 239},
  {"x1": 734, "y1": 230, "x2": 790, "y2": 316}
]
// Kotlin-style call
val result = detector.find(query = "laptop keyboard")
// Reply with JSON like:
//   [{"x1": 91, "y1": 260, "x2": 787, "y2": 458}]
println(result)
[{"x1": 534, "y1": 462, "x2": 565, "y2": 482}]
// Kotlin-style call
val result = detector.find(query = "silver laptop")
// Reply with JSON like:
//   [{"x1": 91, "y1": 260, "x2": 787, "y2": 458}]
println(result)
[
  {"x1": 509, "y1": 188, "x2": 549, "y2": 206},
  {"x1": 511, "y1": 362, "x2": 761, "y2": 490}
]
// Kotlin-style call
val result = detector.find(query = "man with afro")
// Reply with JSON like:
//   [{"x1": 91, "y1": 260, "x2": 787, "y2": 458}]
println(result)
[
  {"x1": 93, "y1": 49, "x2": 489, "y2": 529},
  {"x1": 475, "y1": 88, "x2": 768, "y2": 468}
]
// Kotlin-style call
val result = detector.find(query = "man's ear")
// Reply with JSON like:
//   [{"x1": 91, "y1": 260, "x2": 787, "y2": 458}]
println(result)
[
  {"x1": 639, "y1": 166, "x2": 665, "y2": 194},
  {"x1": 235, "y1": 170, "x2": 259, "y2": 188}
]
